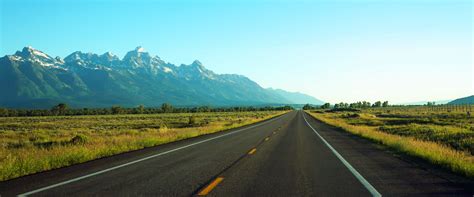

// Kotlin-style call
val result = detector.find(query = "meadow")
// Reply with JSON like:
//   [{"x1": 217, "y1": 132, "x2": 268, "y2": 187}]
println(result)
[
  {"x1": 307, "y1": 105, "x2": 474, "y2": 177},
  {"x1": 0, "y1": 111, "x2": 286, "y2": 181}
]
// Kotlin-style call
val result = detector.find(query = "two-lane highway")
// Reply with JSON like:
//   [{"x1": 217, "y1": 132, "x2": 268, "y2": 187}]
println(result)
[
  {"x1": 208, "y1": 111, "x2": 376, "y2": 196},
  {"x1": 0, "y1": 111, "x2": 472, "y2": 196}
]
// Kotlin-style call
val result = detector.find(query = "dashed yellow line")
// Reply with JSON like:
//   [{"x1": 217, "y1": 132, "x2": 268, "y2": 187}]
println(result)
[
  {"x1": 248, "y1": 148, "x2": 257, "y2": 155},
  {"x1": 198, "y1": 177, "x2": 224, "y2": 196}
]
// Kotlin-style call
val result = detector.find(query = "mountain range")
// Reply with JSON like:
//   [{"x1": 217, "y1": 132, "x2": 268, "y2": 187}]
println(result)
[
  {"x1": 0, "y1": 46, "x2": 324, "y2": 108},
  {"x1": 448, "y1": 95, "x2": 474, "y2": 105}
]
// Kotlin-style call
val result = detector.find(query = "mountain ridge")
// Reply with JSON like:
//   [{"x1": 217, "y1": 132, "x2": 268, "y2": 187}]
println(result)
[
  {"x1": 267, "y1": 88, "x2": 324, "y2": 105},
  {"x1": 448, "y1": 95, "x2": 474, "y2": 105},
  {"x1": 0, "y1": 46, "x2": 322, "y2": 108}
]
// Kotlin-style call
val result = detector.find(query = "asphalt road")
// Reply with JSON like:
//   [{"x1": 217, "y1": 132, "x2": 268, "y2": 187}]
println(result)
[{"x1": 0, "y1": 110, "x2": 472, "y2": 196}]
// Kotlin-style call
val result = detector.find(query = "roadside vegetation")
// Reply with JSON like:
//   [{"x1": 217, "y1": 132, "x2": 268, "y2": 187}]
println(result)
[
  {"x1": 0, "y1": 109, "x2": 288, "y2": 181},
  {"x1": 305, "y1": 102, "x2": 474, "y2": 178}
]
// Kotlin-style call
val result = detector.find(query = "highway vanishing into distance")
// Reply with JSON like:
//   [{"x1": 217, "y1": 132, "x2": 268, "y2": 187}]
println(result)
[{"x1": 0, "y1": 111, "x2": 472, "y2": 196}]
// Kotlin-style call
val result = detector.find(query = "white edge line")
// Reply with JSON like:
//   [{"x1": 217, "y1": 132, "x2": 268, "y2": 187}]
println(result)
[
  {"x1": 302, "y1": 111, "x2": 382, "y2": 197},
  {"x1": 18, "y1": 114, "x2": 285, "y2": 197}
]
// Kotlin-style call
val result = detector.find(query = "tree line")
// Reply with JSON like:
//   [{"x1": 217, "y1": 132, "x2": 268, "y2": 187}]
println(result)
[
  {"x1": 302, "y1": 101, "x2": 389, "y2": 110},
  {"x1": 303, "y1": 101, "x2": 473, "y2": 113},
  {"x1": 0, "y1": 103, "x2": 294, "y2": 117}
]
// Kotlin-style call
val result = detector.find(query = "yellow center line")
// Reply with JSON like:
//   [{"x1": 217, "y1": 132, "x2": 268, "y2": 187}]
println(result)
[
  {"x1": 248, "y1": 148, "x2": 257, "y2": 155},
  {"x1": 198, "y1": 177, "x2": 224, "y2": 196}
]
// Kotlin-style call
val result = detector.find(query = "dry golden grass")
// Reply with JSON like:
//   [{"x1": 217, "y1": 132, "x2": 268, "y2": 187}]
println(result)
[
  {"x1": 0, "y1": 111, "x2": 287, "y2": 181},
  {"x1": 306, "y1": 111, "x2": 474, "y2": 178}
]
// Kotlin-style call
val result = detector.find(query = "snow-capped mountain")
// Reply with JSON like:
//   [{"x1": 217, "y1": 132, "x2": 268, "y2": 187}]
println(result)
[
  {"x1": 0, "y1": 46, "x2": 322, "y2": 108},
  {"x1": 11, "y1": 46, "x2": 65, "y2": 70}
]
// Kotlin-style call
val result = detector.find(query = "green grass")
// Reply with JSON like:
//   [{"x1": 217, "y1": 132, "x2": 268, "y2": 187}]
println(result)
[
  {"x1": 306, "y1": 108, "x2": 474, "y2": 178},
  {"x1": 0, "y1": 111, "x2": 287, "y2": 181}
]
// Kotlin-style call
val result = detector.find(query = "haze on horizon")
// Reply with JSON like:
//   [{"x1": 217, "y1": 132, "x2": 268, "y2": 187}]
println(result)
[{"x1": 1, "y1": 0, "x2": 472, "y2": 104}]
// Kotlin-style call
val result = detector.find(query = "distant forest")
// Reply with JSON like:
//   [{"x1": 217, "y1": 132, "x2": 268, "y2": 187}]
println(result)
[{"x1": 0, "y1": 103, "x2": 294, "y2": 117}]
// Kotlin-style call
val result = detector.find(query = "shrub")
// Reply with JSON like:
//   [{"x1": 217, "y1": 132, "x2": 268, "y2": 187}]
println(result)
[
  {"x1": 70, "y1": 134, "x2": 89, "y2": 145},
  {"x1": 188, "y1": 116, "x2": 196, "y2": 126}
]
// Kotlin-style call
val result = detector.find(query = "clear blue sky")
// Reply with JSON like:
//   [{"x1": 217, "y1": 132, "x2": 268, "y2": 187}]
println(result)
[{"x1": 1, "y1": 0, "x2": 472, "y2": 103}]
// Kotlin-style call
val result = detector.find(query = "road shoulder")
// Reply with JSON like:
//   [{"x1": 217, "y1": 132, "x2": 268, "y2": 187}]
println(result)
[{"x1": 303, "y1": 111, "x2": 474, "y2": 196}]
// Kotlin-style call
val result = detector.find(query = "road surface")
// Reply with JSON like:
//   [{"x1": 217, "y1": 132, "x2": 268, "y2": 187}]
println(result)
[{"x1": 0, "y1": 111, "x2": 472, "y2": 196}]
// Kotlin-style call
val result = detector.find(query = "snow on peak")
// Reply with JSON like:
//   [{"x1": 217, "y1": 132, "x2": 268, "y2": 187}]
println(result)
[
  {"x1": 55, "y1": 56, "x2": 65, "y2": 64},
  {"x1": 33, "y1": 50, "x2": 50, "y2": 59},
  {"x1": 17, "y1": 46, "x2": 66, "y2": 69},
  {"x1": 135, "y1": 46, "x2": 145, "y2": 53},
  {"x1": 22, "y1": 46, "x2": 52, "y2": 59},
  {"x1": 100, "y1": 52, "x2": 119, "y2": 61},
  {"x1": 8, "y1": 55, "x2": 24, "y2": 62},
  {"x1": 163, "y1": 67, "x2": 173, "y2": 73}
]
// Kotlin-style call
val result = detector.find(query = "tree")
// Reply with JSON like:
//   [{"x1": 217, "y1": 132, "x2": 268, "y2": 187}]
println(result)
[
  {"x1": 382, "y1": 101, "x2": 389, "y2": 107},
  {"x1": 335, "y1": 102, "x2": 348, "y2": 108},
  {"x1": 161, "y1": 103, "x2": 174, "y2": 113},
  {"x1": 0, "y1": 108, "x2": 8, "y2": 117},
  {"x1": 321, "y1": 103, "x2": 331, "y2": 109},
  {"x1": 276, "y1": 105, "x2": 294, "y2": 111},
  {"x1": 136, "y1": 104, "x2": 145, "y2": 114},
  {"x1": 362, "y1": 101, "x2": 371, "y2": 108},
  {"x1": 197, "y1": 106, "x2": 211, "y2": 113},
  {"x1": 373, "y1": 101, "x2": 382, "y2": 108},
  {"x1": 188, "y1": 116, "x2": 196, "y2": 126},
  {"x1": 51, "y1": 103, "x2": 69, "y2": 115},
  {"x1": 362, "y1": 101, "x2": 369, "y2": 108},
  {"x1": 111, "y1": 105, "x2": 123, "y2": 114},
  {"x1": 302, "y1": 104, "x2": 312, "y2": 110}
]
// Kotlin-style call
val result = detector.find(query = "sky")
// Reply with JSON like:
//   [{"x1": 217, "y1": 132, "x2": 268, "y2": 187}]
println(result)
[{"x1": 0, "y1": 0, "x2": 472, "y2": 103}]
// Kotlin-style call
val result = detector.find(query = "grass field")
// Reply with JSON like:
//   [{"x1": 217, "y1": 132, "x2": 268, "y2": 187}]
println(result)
[
  {"x1": 306, "y1": 106, "x2": 474, "y2": 178},
  {"x1": 0, "y1": 111, "x2": 287, "y2": 181}
]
